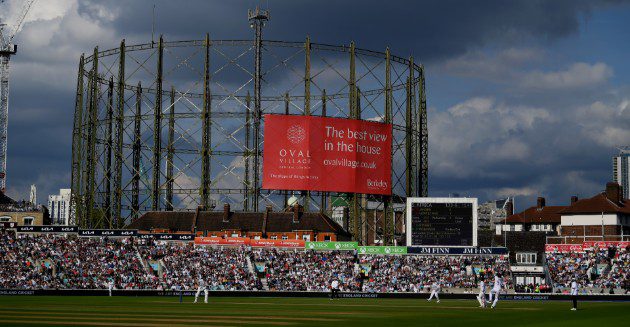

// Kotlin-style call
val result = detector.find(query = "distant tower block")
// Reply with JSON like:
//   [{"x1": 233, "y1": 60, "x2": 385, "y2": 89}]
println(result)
[{"x1": 29, "y1": 184, "x2": 36, "y2": 205}]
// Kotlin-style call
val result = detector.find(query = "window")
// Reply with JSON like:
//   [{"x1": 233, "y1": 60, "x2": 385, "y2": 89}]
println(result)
[
  {"x1": 23, "y1": 217, "x2": 34, "y2": 226},
  {"x1": 270, "y1": 235, "x2": 278, "y2": 240},
  {"x1": 253, "y1": 236, "x2": 261, "y2": 240},
  {"x1": 302, "y1": 234, "x2": 311, "y2": 241},
  {"x1": 281, "y1": 235, "x2": 288, "y2": 240},
  {"x1": 516, "y1": 252, "x2": 537, "y2": 264},
  {"x1": 231, "y1": 233, "x2": 239, "y2": 238},
  {"x1": 324, "y1": 235, "x2": 331, "y2": 241},
  {"x1": 0, "y1": 216, "x2": 11, "y2": 222}
]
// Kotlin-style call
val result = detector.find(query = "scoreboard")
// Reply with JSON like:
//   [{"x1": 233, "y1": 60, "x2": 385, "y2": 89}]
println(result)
[{"x1": 406, "y1": 198, "x2": 478, "y2": 247}]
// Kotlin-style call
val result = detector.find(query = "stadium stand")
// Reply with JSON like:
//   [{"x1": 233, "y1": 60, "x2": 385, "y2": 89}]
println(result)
[
  {"x1": 1, "y1": 229, "x2": 628, "y2": 293},
  {"x1": 546, "y1": 244, "x2": 629, "y2": 293}
]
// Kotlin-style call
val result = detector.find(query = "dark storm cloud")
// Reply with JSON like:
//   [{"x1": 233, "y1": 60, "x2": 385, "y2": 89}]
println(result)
[
  {"x1": 80, "y1": 0, "x2": 619, "y2": 61},
  {"x1": 4, "y1": 0, "x2": 630, "y2": 207}
]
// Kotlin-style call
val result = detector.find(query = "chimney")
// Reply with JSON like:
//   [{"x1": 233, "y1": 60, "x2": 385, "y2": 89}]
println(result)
[
  {"x1": 605, "y1": 182, "x2": 621, "y2": 204},
  {"x1": 293, "y1": 202, "x2": 300, "y2": 223},
  {"x1": 536, "y1": 197, "x2": 545, "y2": 209},
  {"x1": 222, "y1": 203, "x2": 231, "y2": 222},
  {"x1": 570, "y1": 196, "x2": 578, "y2": 205}
]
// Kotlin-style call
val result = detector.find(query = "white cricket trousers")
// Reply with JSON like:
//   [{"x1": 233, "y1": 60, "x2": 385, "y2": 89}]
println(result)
[
  {"x1": 194, "y1": 287, "x2": 208, "y2": 303},
  {"x1": 428, "y1": 291, "x2": 439, "y2": 301},
  {"x1": 489, "y1": 289, "x2": 500, "y2": 307},
  {"x1": 477, "y1": 291, "x2": 486, "y2": 306}
]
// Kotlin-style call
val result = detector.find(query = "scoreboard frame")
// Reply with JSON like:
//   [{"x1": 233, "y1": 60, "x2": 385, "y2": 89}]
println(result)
[{"x1": 405, "y1": 197, "x2": 478, "y2": 247}]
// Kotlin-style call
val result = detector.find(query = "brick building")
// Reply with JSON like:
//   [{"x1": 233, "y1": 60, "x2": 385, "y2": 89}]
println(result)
[
  {"x1": 495, "y1": 197, "x2": 566, "y2": 235},
  {"x1": 127, "y1": 203, "x2": 351, "y2": 242},
  {"x1": 559, "y1": 182, "x2": 630, "y2": 242}
]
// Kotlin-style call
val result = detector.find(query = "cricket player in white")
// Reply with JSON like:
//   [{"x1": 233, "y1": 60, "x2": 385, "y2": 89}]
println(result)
[
  {"x1": 476, "y1": 278, "x2": 487, "y2": 308},
  {"x1": 108, "y1": 280, "x2": 113, "y2": 297},
  {"x1": 427, "y1": 281, "x2": 441, "y2": 303},
  {"x1": 194, "y1": 277, "x2": 208, "y2": 304},
  {"x1": 488, "y1": 273, "x2": 503, "y2": 308},
  {"x1": 330, "y1": 279, "x2": 340, "y2": 300},
  {"x1": 570, "y1": 278, "x2": 578, "y2": 311}
]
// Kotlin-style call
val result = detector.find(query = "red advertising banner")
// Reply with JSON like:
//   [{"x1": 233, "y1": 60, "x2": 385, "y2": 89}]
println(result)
[
  {"x1": 250, "y1": 239, "x2": 305, "y2": 248},
  {"x1": 544, "y1": 244, "x2": 584, "y2": 253},
  {"x1": 582, "y1": 241, "x2": 630, "y2": 248},
  {"x1": 194, "y1": 237, "x2": 250, "y2": 246},
  {"x1": 262, "y1": 114, "x2": 392, "y2": 195},
  {"x1": 194, "y1": 237, "x2": 305, "y2": 248}
]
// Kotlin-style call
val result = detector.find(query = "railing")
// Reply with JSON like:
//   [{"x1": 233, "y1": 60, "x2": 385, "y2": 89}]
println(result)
[{"x1": 546, "y1": 235, "x2": 630, "y2": 244}]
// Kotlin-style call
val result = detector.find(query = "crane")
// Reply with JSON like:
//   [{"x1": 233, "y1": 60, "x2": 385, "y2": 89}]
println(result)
[{"x1": 0, "y1": 0, "x2": 36, "y2": 192}]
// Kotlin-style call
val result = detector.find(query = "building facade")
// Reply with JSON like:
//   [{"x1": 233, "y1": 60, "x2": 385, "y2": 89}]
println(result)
[
  {"x1": 128, "y1": 203, "x2": 352, "y2": 242},
  {"x1": 478, "y1": 198, "x2": 513, "y2": 230},
  {"x1": 613, "y1": 147, "x2": 630, "y2": 200},
  {"x1": 48, "y1": 189, "x2": 71, "y2": 225}
]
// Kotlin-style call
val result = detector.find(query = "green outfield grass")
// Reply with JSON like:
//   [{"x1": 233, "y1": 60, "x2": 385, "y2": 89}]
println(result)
[{"x1": 0, "y1": 296, "x2": 627, "y2": 326}]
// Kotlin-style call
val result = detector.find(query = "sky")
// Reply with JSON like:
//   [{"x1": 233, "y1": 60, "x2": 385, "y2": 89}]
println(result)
[{"x1": 2, "y1": 0, "x2": 630, "y2": 211}]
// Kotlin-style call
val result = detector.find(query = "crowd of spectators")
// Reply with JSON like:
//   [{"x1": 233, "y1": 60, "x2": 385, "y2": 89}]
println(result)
[
  {"x1": 251, "y1": 249, "x2": 512, "y2": 293},
  {"x1": 546, "y1": 244, "x2": 630, "y2": 291},
  {"x1": 358, "y1": 255, "x2": 512, "y2": 293},
  {"x1": 0, "y1": 231, "x2": 60, "y2": 289},
  {"x1": 0, "y1": 230, "x2": 159, "y2": 289},
  {"x1": 10, "y1": 230, "x2": 630, "y2": 294},
  {"x1": 252, "y1": 249, "x2": 359, "y2": 291},
  {"x1": 140, "y1": 241, "x2": 260, "y2": 291}
]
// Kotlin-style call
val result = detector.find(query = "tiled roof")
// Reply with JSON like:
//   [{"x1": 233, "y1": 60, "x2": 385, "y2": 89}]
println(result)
[
  {"x1": 559, "y1": 193, "x2": 630, "y2": 215},
  {"x1": 128, "y1": 209, "x2": 349, "y2": 236},
  {"x1": 503, "y1": 205, "x2": 566, "y2": 224}
]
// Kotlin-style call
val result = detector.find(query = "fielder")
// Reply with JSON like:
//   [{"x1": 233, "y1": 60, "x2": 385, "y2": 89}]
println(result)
[
  {"x1": 488, "y1": 273, "x2": 503, "y2": 308},
  {"x1": 427, "y1": 281, "x2": 441, "y2": 303},
  {"x1": 570, "y1": 278, "x2": 578, "y2": 311},
  {"x1": 108, "y1": 279, "x2": 114, "y2": 297},
  {"x1": 194, "y1": 277, "x2": 208, "y2": 304},
  {"x1": 330, "y1": 278, "x2": 340, "y2": 300},
  {"x1": 476, "y1": 278, "x2": 487, "y2": 308}
]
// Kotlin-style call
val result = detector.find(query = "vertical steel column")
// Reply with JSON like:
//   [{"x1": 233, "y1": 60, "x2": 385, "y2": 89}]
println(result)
[
  {"x1": 283, "y1": 92, "x2": 289, "y2": 209},
  {"x1": 201, "y1": 34, "x2": 212, "y2": 210},
  {"x1": 303, "y1": 36, "x2": 311, "y2": 212},
  {"x1": 251, "y1": 12, "x2": 266, "y2": 212},
  {"x1": 166, "y1": 86, "x2": 175, "y2": 211},
  {"x1": 408, "y1": 57, "x2": 418, "y2": 197},
  {"x1": 131, "y1": 82, "x2": 142, "y2": 220},
  {"x1": 419, "y1": 66, "x2": 428, "y2": 197},
  {"x1": 84, "y1": 47, "x2": 99, "y2": 228},
  {"x1": 357, "y1": 87, "x2": 367, "y2": 245},
  {"x1": 383, "y1": 48, "x2": 393, "y2": 245},
  {"x1": 113, "y1": 40, "x2": 125, "y2": 227},
  {"x1": 320, "y1": 89, "x2": 327, "y2": 213},
  {"x1": 152, "y1": 36, "x2": 163, "y2": 211},
  {"x1": 244, "y1": 91, "x2": 251, "y2": 211},
  {"x1": 70, "y1": 54, "x2": 85, "y2": 226},
  {"x1": 104, "y1": 77, "x2": 114, "y2": 228},
  {"x1": 349, "y1": 42, "x2": 361, "y2": 243},
  {"x1": 405, "y1": 73, "x2": 413, "y2": 197}
]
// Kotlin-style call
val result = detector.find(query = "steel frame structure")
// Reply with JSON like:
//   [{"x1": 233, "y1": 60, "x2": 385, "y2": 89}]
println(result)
[{"x1": 70, "y1": 13, "x2": 427, "y2": 244}]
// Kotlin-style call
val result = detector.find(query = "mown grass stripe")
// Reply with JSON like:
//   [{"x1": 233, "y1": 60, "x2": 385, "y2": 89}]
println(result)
[
  {"x1": 0, "y1": 310, "x2": 341, "y2": 322},
  {"x1": 0, "y1": 314, "x2": 295, "y2": 326}
]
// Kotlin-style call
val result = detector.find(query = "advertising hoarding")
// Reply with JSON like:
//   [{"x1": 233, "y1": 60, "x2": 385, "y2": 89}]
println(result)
[{"x1": 262, "y1": 114, "x2": 392, "y2": 195}]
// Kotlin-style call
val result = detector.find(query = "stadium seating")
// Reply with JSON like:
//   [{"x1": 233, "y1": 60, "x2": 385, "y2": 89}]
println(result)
[
  {"x1": 546, "y1": 244, "x2": 629, "y2": 292},
  {"x1": 5, "y1": 230, "x2": 628, "y2": 293}
]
